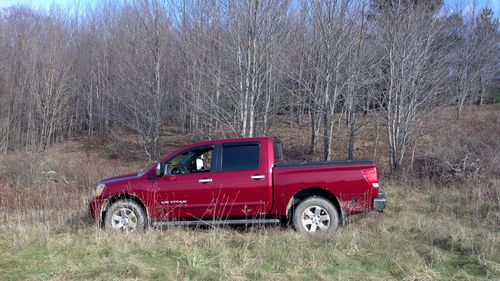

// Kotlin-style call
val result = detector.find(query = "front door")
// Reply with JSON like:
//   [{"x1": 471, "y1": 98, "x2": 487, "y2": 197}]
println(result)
[{"x1": 156, "y1": 145, "x2": 216, "y2": 220}]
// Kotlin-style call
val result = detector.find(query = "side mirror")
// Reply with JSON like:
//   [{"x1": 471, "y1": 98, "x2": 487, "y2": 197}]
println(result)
[{"x1": 156, "y1": 162, "x2": 166, "y2": 177}]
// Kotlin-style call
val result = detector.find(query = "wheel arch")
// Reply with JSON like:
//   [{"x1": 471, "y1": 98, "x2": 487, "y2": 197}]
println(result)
[
  {"x1": 101, "y1": 193, "x2": 149, "y2": 226},
  {"x1": 286, "y1": 187, "x2": 345, "y2": 224}
]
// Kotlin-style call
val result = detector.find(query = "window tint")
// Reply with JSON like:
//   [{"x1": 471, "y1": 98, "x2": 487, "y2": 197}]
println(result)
[
  {"x1": 167, "y1": 146, "x2": 214, "y2": 175},
  {"x1": 274, "y1": 141, "x2": 284, "y2": 162},
  {"x1": 221, "y1": 143, "x2": 260, "y2": 172}
]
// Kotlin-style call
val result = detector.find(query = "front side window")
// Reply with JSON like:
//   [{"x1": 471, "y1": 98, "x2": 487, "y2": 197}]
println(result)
[
  {"x1": 221, "y1": 143, "x2": 260, "y2": 172},
  {"x1": 166, "y1": 146, "x2": 213, "y2": 175}
]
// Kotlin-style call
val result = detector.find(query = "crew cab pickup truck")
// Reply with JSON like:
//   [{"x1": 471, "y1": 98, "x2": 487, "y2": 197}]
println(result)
[{"x1": 89, "y1": 137, "x2": 386, "y2": 233}]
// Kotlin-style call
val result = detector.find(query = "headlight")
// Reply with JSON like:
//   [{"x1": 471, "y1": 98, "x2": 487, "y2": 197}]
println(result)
[{"x1": 94, "y1": 183, "x2": 106, "y2": 197}]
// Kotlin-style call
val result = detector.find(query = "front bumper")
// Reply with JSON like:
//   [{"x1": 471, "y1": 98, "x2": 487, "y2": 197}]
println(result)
[
  {"x1": 88, "y1": 198, "x2": 107, "y2": 222},
  {"x1": 373, "y1": 189, "x2": 387, "y2": 212}
]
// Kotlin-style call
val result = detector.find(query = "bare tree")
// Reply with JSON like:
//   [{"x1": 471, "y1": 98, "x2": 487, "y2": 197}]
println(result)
[
  {"x1": 373, "y1": 2, "x2": 448, "y2": 171},
  {"x1": 178, "y1": 0, "x2": 291, "y2": 138},
  {"x1": 0, "y1": 0, "x2": 498, "y2": 173},
  {"x1": 0, "y1": 8, "x2": 74, "y2": 151},
  {"x1": 112, "y1": 0, "x2": 174, "y2": 159}
]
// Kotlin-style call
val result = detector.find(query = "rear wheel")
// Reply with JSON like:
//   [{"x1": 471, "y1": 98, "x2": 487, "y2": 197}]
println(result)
[
  {"x1": 292, "y1": 197, "x2": 339, "y2": 234},
  {"x1": 104, "y1": 199, "x2": 147, "y2": 232}
]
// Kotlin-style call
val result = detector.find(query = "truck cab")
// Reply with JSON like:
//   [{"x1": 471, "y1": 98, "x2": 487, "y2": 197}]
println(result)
[{"x1": 89, "y1": 137, "x2": 386, "y2": 233}]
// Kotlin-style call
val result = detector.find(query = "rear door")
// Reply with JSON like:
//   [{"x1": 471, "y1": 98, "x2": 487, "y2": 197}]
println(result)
[{"x1": 210, "y1": 142, "x2": 272, "y2": 219}]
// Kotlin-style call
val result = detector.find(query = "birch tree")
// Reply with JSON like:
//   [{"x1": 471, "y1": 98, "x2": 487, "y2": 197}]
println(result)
[{"x1": 374, "y1": 2, "x2": 448, "y2": 171}]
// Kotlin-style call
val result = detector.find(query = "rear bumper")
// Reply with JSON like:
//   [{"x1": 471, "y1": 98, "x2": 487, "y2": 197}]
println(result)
[{"x1": 373, "y1": 190, "x2": 387, "y2": 212}]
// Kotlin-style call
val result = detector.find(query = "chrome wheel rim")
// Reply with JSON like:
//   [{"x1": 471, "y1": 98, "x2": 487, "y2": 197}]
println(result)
[
  {"x1": 301, "y1": 206, "x2": 330, "y2": 232},
  {"x1": 111, "y1": 207, "x2": 138, "y2": 232}
]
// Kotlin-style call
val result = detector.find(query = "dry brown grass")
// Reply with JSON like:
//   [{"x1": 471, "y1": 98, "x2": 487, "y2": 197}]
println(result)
[
  {"x1": 0, "y1": 105, "x2": 499, "y2": 280},
  {"x1": 0, "y1": 162, "x2": 498, "y2": 280}
]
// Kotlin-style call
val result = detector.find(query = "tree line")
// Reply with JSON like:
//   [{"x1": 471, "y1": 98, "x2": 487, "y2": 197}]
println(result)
[{"x1": 0, "y1": 0, "x2": 498, "y2": 171}]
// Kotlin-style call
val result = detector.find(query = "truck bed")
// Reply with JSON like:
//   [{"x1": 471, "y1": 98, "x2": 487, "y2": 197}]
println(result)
[{"x1": 271, "y1": 160, "x2": 378, "y2": 217}]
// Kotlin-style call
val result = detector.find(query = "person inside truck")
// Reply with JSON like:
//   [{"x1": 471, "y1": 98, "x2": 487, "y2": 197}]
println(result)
[{"x1": 166, "y1": 147, "x2": 213, "y2": 175}]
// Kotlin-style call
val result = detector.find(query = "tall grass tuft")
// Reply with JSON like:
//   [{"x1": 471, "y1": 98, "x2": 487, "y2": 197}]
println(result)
[{"x1": 0, "y1": 143, "x2": 499, "y2": 280}]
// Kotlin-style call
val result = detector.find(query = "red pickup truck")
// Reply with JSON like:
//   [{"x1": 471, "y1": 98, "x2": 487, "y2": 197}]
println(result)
[{"x1": 89, "y1": 137, "x2": 386, "y2": 233}]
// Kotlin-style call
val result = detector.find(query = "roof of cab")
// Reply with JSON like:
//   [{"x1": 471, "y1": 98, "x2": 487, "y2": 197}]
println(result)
[
  {"x1": 161, "y1": 136, "x2": 278, "y2": 160},
  {"x1": 190, "y1": 136, "x2": 277, "y2": 147}
]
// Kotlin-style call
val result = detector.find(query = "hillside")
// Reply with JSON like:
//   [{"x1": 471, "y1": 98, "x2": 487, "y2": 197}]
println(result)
[
  {"x1": 0, "y1": 105, "x2": 498, "y2": 280},
  {"x1": 1, "y1": 0, "x2": 499, "y2": 279}
]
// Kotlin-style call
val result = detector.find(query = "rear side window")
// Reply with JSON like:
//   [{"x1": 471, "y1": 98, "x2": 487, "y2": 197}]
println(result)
[
  {"x1": 221, "y1": 143, "x2": 260, "y2": 172},
  {"x1": 274, "y1": 141, "x2": 284, "y2": 162}
]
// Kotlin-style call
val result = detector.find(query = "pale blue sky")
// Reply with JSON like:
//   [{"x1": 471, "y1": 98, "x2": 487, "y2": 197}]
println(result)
[
  {"x1": 0, "y1": 0, "x2": 96, "y2": 11},
  {"x1": 444, "y1": 0, "x2": 500, "y2": 16},
  {"x1": 0, "y1": 0, "x2": 499, "y2": 17}
]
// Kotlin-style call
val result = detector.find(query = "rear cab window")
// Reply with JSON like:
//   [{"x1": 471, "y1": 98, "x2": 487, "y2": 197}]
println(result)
[
  {"x1": 273, "y1": 140, "x2": 284, "y2": 163},
  {"x1": 221, "y1": 143, "x2": 260, "y2": 172}
]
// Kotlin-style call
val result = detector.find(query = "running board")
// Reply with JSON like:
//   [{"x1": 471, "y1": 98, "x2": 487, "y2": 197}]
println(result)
[{"x1": 152, "y1": 218, "x2": 281, "y2": 227}]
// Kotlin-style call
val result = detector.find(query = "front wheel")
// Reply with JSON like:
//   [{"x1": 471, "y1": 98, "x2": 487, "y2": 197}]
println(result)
[
  {"x1": 292, "y1": 197, "x2": 339, "y2": 234},
  {"x1": 104, "y1": 199, "x2": 147, "y2": 232}
]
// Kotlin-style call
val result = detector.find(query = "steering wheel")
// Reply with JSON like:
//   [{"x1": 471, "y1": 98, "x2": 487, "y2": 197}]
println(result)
[{"x1": 170, "y1": 163, "x2": 188, "y2": 175}]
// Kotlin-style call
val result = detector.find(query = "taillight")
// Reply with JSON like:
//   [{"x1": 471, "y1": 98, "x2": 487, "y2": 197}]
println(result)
[{"x1": 362, "y1": 168, "x2": 379, "y2": 188}]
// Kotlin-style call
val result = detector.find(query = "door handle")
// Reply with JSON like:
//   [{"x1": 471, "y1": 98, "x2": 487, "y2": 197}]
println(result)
[
  {"x1": 199, "y1": 178, "x2": 213, "y2": 183},
  {"x1": 250, "y1": 175, "x2": 265, "y2": 180}
]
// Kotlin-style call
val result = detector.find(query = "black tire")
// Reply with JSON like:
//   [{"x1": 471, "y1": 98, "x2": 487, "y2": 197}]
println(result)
[
  {"x1": 104, "y1": 199, "x2": 147, "y2": 232},
  {"x1": 292, "y1": 197, "x2": 339, "y2": 234}
]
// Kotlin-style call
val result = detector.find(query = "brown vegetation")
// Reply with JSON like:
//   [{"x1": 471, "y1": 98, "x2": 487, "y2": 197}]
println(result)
[
  {"x1": 0, "y1": 0, "x2": 498, "y2": 171},
  {"x1": 0, "y1": 107, "x2": 499, "y2": 279},
  {"x1": 0, "y1": 0, "x2": 499, "y2": 279}
]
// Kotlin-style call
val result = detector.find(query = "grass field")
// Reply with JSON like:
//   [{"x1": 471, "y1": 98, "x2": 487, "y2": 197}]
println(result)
[
  {"x1": 0, "y1": 106, "x2": 499, "y2": 280},
  {"x1": 0, "y1": 162, "x2": 498, "y2": 280}
]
